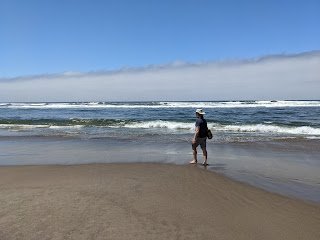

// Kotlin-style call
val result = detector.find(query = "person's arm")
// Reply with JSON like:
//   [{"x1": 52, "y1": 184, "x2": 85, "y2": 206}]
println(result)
[{"x1": 192, "y1": 126, "x2": 200, "y2": 144}]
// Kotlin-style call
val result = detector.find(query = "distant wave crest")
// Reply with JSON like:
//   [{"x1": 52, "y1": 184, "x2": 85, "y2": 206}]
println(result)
[{"x1": 1, "y1": 101, "x2": 320, "y2": 109}]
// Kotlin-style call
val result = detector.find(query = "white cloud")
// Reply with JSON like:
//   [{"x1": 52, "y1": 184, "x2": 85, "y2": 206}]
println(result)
[{"x1": 0, "y1": 51, "x2": 319, "y2": 101}]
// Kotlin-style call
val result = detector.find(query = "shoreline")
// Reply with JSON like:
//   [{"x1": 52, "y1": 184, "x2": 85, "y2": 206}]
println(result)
[
  {"x1": 1, "y1": 163, "x2": 319, "y2": 239},
  {"x1": 1, "y1": 137, "x2": 320, "y2": 203}
]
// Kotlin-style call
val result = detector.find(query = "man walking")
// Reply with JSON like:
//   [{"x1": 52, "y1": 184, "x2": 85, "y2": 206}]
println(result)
[{"x1": 190, "y1": 109, "x2": 208, "y2": 165}]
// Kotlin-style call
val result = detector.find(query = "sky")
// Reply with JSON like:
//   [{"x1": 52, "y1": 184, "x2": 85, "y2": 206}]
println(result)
[{"x1": 0, "y1": 0, "x2": 319, "y2": 101}]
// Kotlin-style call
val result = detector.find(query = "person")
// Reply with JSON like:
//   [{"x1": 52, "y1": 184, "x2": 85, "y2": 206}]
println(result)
[{"x1": 189, "y1": 109, "x2": 208, "y2": 165}]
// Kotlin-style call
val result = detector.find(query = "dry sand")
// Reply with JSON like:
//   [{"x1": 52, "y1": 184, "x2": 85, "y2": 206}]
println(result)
[{"x1": 0, "y1": 163, "x2": 319, "y2": 240}]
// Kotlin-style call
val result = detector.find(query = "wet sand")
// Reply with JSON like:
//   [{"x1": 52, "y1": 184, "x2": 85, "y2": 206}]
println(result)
[
  {"x1": 0, "y1": 163, "x2": 319, "y2": 240},
  {"x1": 2, "y1": 138, "x2": 320, "y2": 202}
]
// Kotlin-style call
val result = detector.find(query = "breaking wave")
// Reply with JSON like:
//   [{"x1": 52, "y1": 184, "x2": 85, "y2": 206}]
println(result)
[
  {"x1": 123, "y1": 121, "x2": 320, "y2": 135},
  {"x1": 1, "y1": 119, "x2": 319, "y2": 136}
]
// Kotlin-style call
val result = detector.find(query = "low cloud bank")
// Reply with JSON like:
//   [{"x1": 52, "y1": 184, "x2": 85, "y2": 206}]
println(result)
[{"x1": 1, "y1": 51, "x2": 319, "y2": 101}]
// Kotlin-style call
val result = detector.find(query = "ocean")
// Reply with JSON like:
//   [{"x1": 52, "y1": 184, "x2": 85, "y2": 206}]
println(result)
[
  {"x1": 1, "y1": 100, "x2": 320, "y2": 141},
  {"x1": 1, "y1": 100, "x2": 320, "y2": 202}
]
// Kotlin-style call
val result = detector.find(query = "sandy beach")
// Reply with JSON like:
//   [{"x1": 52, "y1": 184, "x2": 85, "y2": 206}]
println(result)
[{"x1": 0, "y1": 163, "x2": 319, "y2": 240}]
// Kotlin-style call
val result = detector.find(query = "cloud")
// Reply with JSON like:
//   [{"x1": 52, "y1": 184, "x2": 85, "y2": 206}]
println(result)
[{"x1": 0, "y1": 51, "x2": 319, "y2": 101}]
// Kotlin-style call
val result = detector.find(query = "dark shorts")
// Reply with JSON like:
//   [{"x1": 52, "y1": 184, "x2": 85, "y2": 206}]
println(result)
[{"x1": 192, "y1": 137, "x2": 207, "y2": 149}]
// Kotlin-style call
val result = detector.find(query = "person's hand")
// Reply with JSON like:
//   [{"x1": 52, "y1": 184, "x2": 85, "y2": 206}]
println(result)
[{"x1": 192, "y1": 139, "x2": 196, "y2": 145}]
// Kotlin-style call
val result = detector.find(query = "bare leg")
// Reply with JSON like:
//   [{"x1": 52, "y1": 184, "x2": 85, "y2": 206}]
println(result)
[
  {"x1": 202, "y1": 148, "x2": 207, "y2": 165},
  {"x1": 189, "y1": 148, "x2": 197, "y2": 164}
]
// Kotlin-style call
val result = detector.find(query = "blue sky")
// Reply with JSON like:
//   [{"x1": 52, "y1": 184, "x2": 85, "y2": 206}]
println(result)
[
  {"x1": 1, "y1": 0, "x2": 319, "y2": 77},
  {"x1": 0, "y1": 0, "x2": 319, "y2": 101}
]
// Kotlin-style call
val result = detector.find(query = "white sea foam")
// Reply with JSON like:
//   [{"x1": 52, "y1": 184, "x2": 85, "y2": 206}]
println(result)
[
  {"x1": 0, "y1": 124, "x2": 49, "y2": 129},
  {"x1": 306, "y1": 136, "x2": 320, "y2": 139},
  {"x1": 123, "y1": 120, "x2": 195, "y2": 130},
  {"x1": 159, "y1": 101, "x2": 320, "y2": 108},
  {"x1": 49, "y1": 125, "x2": 84, "y2": 129},
  {"x1": 216, "y1": 124, "x2": 320, "y2": 135},
  {"x1": 0, "y1": 124, "x2": 84, "y2": 130},
  {"x1": 1, "y1": 101, "x2": 320, "y2": 109}
]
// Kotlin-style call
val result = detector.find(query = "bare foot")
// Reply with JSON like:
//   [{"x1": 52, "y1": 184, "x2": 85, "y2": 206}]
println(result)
[
  {"x1": 202, "y1": 162, "x2": 208, "y2": 166},
  {"x1": 189, "y1": 160, "x2": 197, "y2": 164}
]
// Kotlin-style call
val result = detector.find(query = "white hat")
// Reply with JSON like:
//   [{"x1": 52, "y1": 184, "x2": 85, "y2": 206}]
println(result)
[{"x1": 195, "y1": 109, "x2": 205, "y2": 115}]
